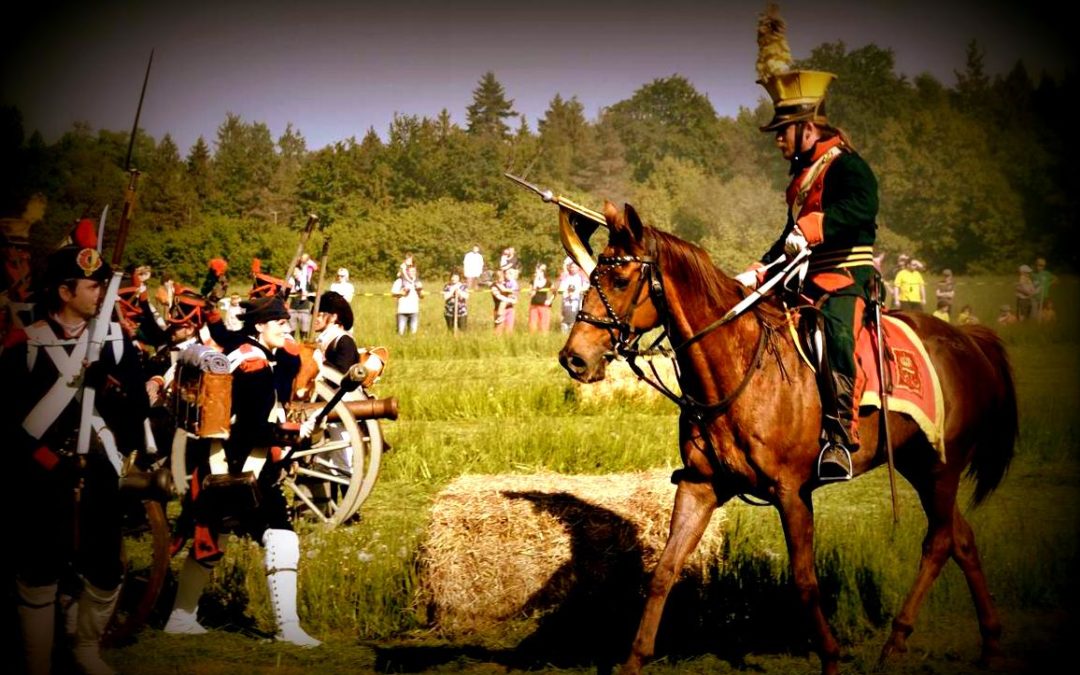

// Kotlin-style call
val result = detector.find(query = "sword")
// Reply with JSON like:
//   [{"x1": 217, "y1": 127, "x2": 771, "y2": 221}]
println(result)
[
  {"x1": 874, "y1": 278, "x2": 899, "y2": 523},
  {"x1": 95, "y1": 205, "x2": 108, "y2": 254},
  {"x1": 717, "y1": 247, "x2": 811, "y2": 323}
]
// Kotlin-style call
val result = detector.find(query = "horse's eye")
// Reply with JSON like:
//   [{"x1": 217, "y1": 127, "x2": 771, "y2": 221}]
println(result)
[{"x1": 612, "y1": 276, "x2": 631, "y2": 290}]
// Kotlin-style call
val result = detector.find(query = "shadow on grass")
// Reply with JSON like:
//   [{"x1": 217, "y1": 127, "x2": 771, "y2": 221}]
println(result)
[{"x1": 373, "y1": 491, "x2": 859, "y2": 673}]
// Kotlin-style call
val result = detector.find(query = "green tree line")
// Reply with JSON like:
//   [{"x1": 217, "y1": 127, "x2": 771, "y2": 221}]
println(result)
[{"x1": 2, "y1": 41, "x2": 1074, "y2": 288}]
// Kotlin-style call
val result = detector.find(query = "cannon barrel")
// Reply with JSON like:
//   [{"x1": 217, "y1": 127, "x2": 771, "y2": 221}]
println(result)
[{"x1": 338, "y1": 396, "x2": 399, "y2": 421}]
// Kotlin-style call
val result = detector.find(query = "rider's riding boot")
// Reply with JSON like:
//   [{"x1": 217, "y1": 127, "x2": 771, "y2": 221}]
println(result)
[
  {"x1": 164, "y1": 554, "x2": 215, "y2": 635},
  {"x1": 72, "y1": 581, "x2": 120, "y2": 675},
  {"x1": 819, "y1": 372, "x2": 859, "y2": 481},
  {"x1": 17, "y1": 579, "x2": 57, "y2": 675},
  {"x1": 263, "y1": 529, "x2": 322, "y2": 647}
]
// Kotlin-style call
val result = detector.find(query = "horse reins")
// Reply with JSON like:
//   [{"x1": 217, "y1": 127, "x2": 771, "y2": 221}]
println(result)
[{"x1": 576, "y1": 247, "x2": 772, "y2": 418}]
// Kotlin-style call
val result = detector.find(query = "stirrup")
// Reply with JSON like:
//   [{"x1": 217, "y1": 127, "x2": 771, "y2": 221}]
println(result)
[{"x1": 817, "y1": 442, "x2": 853, "y2": 482}]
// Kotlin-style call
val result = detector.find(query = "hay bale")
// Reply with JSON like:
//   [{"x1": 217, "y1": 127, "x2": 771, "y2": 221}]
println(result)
[
  {"x1": 573, "y1": 357, "x2": 679, "y2": 404},
  {"x1": 418, "y1": 470, "x2": 727, "y2": 635}
]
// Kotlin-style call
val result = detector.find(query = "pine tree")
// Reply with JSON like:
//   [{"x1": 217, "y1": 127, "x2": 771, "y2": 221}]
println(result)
[{"x1": 466, "y1": 72, "x2": 517, "y2": 139}]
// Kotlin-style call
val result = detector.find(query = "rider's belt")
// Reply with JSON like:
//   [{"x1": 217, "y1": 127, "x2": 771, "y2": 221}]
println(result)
[{"x1": 809, "y1": 246, "x2": 875, "y2": 274}]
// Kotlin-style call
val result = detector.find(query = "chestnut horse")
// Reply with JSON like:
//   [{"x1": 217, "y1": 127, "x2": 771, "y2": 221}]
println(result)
[{"x1": 558, "y1": 202, "x2": 1017, "y2": 675}]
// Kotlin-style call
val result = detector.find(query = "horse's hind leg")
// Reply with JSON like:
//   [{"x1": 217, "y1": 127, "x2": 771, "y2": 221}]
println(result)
[
  {"x1": 880, "y1": 473, "x2": 959, "y2": 662},
  {"x1": 951, "y1": 509, "x2": 1003, "y2": 665},
  {"x1": 618, "y1": 479, "x2": 721, "y2": 675}
]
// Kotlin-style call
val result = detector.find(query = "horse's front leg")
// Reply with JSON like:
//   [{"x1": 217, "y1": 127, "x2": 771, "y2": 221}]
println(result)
[
  {"x1": 618, "y1": 478, "x2": 723, "y2": 675},
  {"x1": 776, "y1": 483, "x2": 841, "y2": 675}
]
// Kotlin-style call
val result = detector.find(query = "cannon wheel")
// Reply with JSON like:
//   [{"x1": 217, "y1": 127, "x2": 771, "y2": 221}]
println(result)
[
  {"x1": 103, "y1": 498, "x2": 171, "y2": 646},
  {"x1": 284, "y1": 379, "x2": 383, "y2": 527}
]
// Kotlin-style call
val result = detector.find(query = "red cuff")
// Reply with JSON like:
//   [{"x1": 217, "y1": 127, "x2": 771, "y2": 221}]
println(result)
[
  {"x1": 33, "y1": 445, "x2": 60, "y2": 471},
  {"x1": 797, "y1": 212, "x2": 825, "y2": 245}
]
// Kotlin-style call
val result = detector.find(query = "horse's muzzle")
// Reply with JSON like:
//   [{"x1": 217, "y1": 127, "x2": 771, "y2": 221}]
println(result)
[{"x1": 559, "y1": 347, "x2": 605, "y2": 383}]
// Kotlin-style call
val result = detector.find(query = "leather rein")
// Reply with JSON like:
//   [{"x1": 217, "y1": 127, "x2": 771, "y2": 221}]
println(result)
[{"x1": 574, "y1": 248, "x2": 770, "y2": 420}]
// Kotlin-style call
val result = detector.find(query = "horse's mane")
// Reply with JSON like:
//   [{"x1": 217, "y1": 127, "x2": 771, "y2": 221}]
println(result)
[{"x1": 648, "y1": 227, "x2": 785, "y2": 322}]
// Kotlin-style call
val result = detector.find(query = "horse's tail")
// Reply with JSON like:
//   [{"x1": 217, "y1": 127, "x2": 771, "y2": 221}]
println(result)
[{"x1": 961, "y1": 324, "x2": 1018, "y2": 505}]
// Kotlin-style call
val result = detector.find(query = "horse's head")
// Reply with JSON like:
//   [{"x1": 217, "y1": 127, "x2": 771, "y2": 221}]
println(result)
[{"x1": 559, "y1": 201, "x2": 663, "y2": 382}]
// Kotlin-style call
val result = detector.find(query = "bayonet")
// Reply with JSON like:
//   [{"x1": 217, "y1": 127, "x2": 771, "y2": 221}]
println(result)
[{"x1": 503, "y1": 172, "x2": 605, "y2": 225}]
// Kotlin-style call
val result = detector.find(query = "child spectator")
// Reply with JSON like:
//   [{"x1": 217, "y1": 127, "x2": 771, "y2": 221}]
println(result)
[
  {"x1": 932, "y1": 299, "x2": 951, "y2": 323},
  {"x1": 958, "y1": 305, "x2": 979, "y2": 325}
]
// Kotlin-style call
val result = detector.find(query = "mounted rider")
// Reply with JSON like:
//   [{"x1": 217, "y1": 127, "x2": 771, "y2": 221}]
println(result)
[{"x1": 735, "y1": 4, "x2": 879, "y2": 480}]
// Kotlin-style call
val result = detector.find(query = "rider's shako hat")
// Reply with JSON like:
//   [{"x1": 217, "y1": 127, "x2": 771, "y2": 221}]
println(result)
[{"x1": 756, "y1": 3, "x2": 836, "y2": 132}]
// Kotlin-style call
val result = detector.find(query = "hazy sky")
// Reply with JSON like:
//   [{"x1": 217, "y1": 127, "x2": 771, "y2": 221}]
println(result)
[{"x1": 2, "y1": 0, "x2": 1071, "y2": 153}]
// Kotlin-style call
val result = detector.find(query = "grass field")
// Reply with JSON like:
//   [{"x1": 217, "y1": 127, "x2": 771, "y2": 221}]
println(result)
[{"x1": 107, "y1": 273, "x2": 1079, "y2": 674}]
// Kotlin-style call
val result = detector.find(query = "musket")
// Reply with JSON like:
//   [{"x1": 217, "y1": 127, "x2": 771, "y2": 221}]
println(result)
[
  {"x1": 504, "y1": 172, "x2": 605, "y2": 275},
  {"x1": 306, "y1": 236, "x2": 332, "y2": 344},
  {"x1": 282, "y1": 213, "x2": 320, "y2": 299},
  {"x1": 76, "y1": 49, "x2": 154, "y2": 465}
]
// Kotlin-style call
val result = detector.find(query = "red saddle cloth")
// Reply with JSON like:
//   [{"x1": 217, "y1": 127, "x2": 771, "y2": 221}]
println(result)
[{"x1": 856, "y1": 314, "x2": 945, "y2": 461}]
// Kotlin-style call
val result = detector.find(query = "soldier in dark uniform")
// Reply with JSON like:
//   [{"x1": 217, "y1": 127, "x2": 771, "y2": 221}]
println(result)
[
  {"x1": 3, "y1": 245, "x2": 149, "y2": 675},
  {"x1": 736, "y1": 8, "x2": 878, "y2": 481},
  {"x1": 163, "y1": 295, "x2": 319, "y2": 647}
]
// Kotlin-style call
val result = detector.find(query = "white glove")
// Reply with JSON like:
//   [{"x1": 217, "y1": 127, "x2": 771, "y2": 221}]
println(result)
[
  {"x1": 734, "y1": 269, "x2": 760, "y2": 289},
  {"x1": 299, "y1": 416, "x2": 319, "y2": 440},
  {"x1": 784, "y1": 228, "x2": 808, "y2": 257}
]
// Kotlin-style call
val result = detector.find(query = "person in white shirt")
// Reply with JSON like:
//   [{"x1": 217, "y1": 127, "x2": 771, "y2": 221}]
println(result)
[
  {"x1": 390, "y1": 265, "x2": 423, "y2": 335},
  {"x1": 462, "y1": 245, "x2": 484, "y2": 290},
  {"x1": 329, "y1": 267, "x2": 355, "y2": 304}
]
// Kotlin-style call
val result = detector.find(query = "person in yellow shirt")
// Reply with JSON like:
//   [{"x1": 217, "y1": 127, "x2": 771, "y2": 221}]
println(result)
[
  {"x1": 932, "y1": 299, "x2": 951, "y2": 322},
  {"x1": 893, "y1": 258, "x2": 926, "y2": 312}
]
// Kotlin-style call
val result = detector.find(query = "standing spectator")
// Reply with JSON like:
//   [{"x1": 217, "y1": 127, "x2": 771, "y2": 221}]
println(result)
[
  {"x1": 442, "y1": 272, "x2": 469, "y2": 332},
  {"x1": 1015, "y1": 264, "x2": 1037, "y2": 321},
  {"x1": 893, "y1": 258, "x2": 925, "y2": 312},
  {"x1": 528, "y1": 263, "x2": 555, "y2": 333},
  {"x1": 329, "y1": 267, "x2": 355, "y2": 304},
  {"x1": 492, "y1": 269, "x2": 519, "y2": 334},
  {"x1": 499, "y1": 247, "x2": 521, "y2": 272},
  {"x1": 958, "y1": 305, "x2": 979, "y2": 325},
  {"x1": 287, "y1": 267, "x2": 312, "y2": 335},
  {"x1": 1032, "y1": 257, "x2": 1056, "y2": 318},
  {"x1": 391, "y1": 265, "x2": 423, "y2": 335},
  {"x1": 399, "y1": 253, "x2": 416, "y2": 279},
  {"x1": 558, "y1": 261, "x2": 589, "y2": 332},
  {"x1": 463, "y1": 245, "x2": 485, "y2": 290},
  {"x1": 224, "y1": 293, "x2": 244, "y2": 331},
  {"x1": 934, "y1": 269, "x2": 955, "y2": 319},
  {"x1": 299, "y1": 252, "x2": 318, "y2": 289},
  {"x1": 890, "y1": 253, "x2": 910, "y2": 308}
]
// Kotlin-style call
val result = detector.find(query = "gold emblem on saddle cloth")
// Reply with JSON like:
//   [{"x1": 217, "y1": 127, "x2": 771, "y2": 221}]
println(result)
[{"x1": 892, "y1": 348, "x2": 923, "y2": 397}]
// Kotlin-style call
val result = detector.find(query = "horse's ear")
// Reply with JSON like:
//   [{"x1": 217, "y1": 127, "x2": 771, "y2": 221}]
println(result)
[
  {"x1": 623, "y1": 203, "x2": 644, "y2": 244},
  {"x1": 603, "y1": 200, "x2": 623, "y2": 230}
]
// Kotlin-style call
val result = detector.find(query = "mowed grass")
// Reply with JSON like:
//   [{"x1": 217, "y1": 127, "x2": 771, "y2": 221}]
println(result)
[{"x1": 109, "y1": 275, "x2": 1080, "y2": 674}]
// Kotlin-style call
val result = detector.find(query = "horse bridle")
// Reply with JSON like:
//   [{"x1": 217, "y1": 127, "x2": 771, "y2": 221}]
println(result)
[
  {"x1": 575, "y1": 245, "x2": 769, "y2": 418},
  {"x1": 575, "y1": 252, "x2": 664, "y2": 356}
]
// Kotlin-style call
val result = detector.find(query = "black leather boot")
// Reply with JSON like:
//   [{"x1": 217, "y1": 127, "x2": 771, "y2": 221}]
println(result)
[{"x1": 818, "y1": 372, "x2": 858, "y2": 481}]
